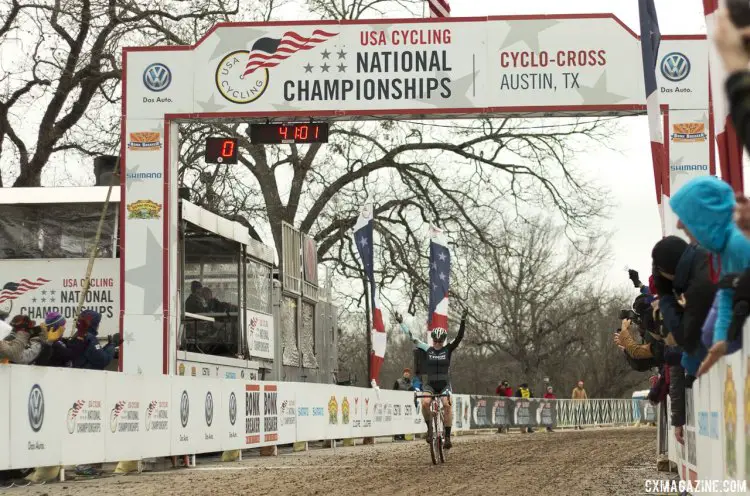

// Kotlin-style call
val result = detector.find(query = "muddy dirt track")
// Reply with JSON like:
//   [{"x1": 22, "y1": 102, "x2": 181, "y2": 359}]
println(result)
[{"x1": 11, "y1": 427, "x2": 673, "y2": 496}]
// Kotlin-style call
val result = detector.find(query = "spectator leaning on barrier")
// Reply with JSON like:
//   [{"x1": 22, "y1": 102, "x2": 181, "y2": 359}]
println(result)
[
  {"x1": 393, "y1": 368, "x2": 413, "y2": 391},
  {"x1": 33, "y1": 312, "x2": 74, "y2": 368},
  {"x1": 669, "y1": 176, "x2": 750, "y2": 376},
  {"x1": 392, "y1": 368, "x2": 413, "y2": 441},
  {"x1": 515, "y1": 383, "x2": 534, "y2": 433},
  {"x1": 496, "y1": 380, "x2": 512, "y2": 397},
  {"x1": 0, "y1": 315, "x2": 44, "y2": 365},
  {"x1": 69, "y1": 310, "x2": 120, "y2": 370},
  {"x1": 652, "y1": 235, "x2": 716, "y2": 377}
]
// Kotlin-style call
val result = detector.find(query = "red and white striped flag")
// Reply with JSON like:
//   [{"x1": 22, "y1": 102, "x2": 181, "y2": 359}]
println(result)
[
  {"x1": 0, "y1": 277, "x2": 50, "y2": 304},
  {"x1": 427, "y1": 0, "x2": 450, "y2": 18},
  {"x1": 638, "y1": 0, "x2": 668, "y2": 234},
  {"x1": 243, "y1": 30, "x2": 338, "y2": 77},
  {"x1": 703, "y1": 0, "x2": 744, "y2": 191}
]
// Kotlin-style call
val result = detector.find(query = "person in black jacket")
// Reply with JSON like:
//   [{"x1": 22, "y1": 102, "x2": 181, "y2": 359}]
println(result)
[
  {"x1": 652, "y1": 236, "x2": 717, "y2": 444},
  {"x1": 652, "y1": 237, "x2": 717, "y2": 354}
]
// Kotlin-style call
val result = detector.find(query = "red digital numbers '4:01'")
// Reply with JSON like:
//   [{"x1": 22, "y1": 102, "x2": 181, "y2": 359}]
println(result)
[
  {"x1": 205, "y1": 137, "x2": 238, "y2": 164},
  {"x1": 250, "y1": 123, "x2": 329, "y2": 144}
]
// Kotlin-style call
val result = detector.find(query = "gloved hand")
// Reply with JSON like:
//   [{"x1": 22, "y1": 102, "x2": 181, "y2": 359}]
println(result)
[
  {"x1": 394, "y1": 312, "x2": 403, "y2": 324},
  {"x1": 628, "y1": 269, "x2": 641, "y2": 288},
  {"x1": 108, "y1": 333, "x2": 122, "y2": 346}
]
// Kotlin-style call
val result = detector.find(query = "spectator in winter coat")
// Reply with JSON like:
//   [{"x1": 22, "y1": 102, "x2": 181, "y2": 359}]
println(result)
[
  {"x1": 571, "y1": 381, "x2": 587, "y2": 430},
  {"x1": 0, "y1": 315, "x2": 43, "y2": 364},
  {"x1": 543, "y1": 386, "x2": 556, "y2": 432},
  {"x1": 393, "y1": 368, "x2": 413, "y2": 391},
  {"x1": 68, "y1": 310, "x2": 120, "y2": 370},
  {"x1": 515, "y1": 384, "x2": 534, "y2": 433},
  {"x1": 669, "y1": 176, "x2": 750, "y2": 375},
  {"x1": 651, "y1": 236, "x2": 715, "y2": 377},
  {"x1": 33, "y1": 312, "x2": 74, "y2": 368},
  {"x1": 495, "y1": 380, "x2": 512, "y2": 397}
]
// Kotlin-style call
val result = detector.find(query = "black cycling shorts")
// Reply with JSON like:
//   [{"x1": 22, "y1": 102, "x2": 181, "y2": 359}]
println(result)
[{"x1": 423, "y1": 381, "x2": 451, "y2": 395}]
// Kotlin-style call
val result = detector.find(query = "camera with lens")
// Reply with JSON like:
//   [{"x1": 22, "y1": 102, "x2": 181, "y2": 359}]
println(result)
[{"x1": 619, "y1": 309, "x2": 637, "y2": 321}]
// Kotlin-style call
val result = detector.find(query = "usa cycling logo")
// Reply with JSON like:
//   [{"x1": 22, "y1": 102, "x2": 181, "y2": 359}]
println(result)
[
  {"x1": 143, "y1": 63, "x2": 172, "y2": 92},
  {"x1": 28, "y1": 384, "x2": 44, "y2": 433},
  {"x1": 660, "y1": 53, "x2": 691, "y2": 83}
]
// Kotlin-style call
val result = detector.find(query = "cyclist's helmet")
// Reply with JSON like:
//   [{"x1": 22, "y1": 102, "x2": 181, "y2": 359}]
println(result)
[{"x1": 431, "y1": 327, "x2": 448, "y2": 342}]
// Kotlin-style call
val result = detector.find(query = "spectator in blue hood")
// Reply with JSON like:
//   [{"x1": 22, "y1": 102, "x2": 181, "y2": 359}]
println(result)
[
  {"x1": 669, "y1": 176, "x2": 750, "y2": 375},
  {"x1": 69, "y1": 310, "x2": 120, "y2": 370}
]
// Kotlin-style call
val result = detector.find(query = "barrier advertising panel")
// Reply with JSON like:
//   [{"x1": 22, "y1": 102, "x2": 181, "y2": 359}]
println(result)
[
  {"x1": 189, "y1": 378, "x2": 225, "y2": 454},
  {"x1": 222, "y1": 380, "x2": 245, "y2": 451},
  {"x1": 0, "y1": 367, "x2": 9, "y2": 469},
  {"x1": 9, "y1": 366, "x2": 65, "y2": 468},
  {"x1": 105, "y1": 373, "x2": 171, "y2": 461},
  {"x1": 2, "y1": 365, "x2": 645, "y2": 472},
  {"x1": 59, "y1": 368, "x2": 107, "y2": 465}
]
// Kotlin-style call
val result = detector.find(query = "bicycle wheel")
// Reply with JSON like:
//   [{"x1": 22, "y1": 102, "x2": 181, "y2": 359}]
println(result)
[
  {"x1": 429, "y1": 414, "x2": 438, "y2": 465},
  {"x1": 437, "y1": 411, "x2": 445, "y2": 463}
]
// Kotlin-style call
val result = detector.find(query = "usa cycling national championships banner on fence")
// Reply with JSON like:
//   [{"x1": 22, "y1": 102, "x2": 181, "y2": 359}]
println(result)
[{"x1": 469, "y1": 396, "x2": 557, "y2": 429}]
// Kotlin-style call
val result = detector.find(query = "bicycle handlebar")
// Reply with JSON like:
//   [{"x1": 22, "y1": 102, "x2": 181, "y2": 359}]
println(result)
[{"x1": 414, "y1": 393, "x2": 451, "y2": 399}]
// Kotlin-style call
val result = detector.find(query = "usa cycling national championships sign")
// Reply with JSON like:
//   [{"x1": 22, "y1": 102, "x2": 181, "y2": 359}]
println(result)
[{"x1": 123, "y1": 15, "x2": 708, "y2": 119}]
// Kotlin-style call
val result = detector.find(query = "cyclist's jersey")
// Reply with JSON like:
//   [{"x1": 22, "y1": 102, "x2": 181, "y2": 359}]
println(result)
[{"x1": 400, "y1": 320, "x2": 465, "y2": 386}]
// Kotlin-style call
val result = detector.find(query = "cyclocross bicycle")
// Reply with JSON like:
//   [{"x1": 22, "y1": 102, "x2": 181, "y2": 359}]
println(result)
[{"x1": 415, "y1": 392, "x2": 450, "y2": 465}]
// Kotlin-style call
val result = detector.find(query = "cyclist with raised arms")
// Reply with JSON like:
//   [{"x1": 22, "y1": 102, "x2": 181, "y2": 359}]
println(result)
[{"x1": 395, "y1": 309, "x2": 467, "y2": 449}]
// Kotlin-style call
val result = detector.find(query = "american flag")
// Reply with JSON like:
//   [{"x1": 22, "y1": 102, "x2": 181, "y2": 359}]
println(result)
[
  {"x1": 703, "y1": 0, "x2": 744, "y2": 192},
  {"x1": 0, "y1": 277, "x2": 51, "y2": 304},
  {"x1": 428, "y1": 225, "x2": 450, "y2": 344},
  {"x1": 353, "y1": 204, "x2": 387, "y2": 386},
  {"x1": 243, "y1": 30, "x2": 338, "y2": 77},
  {"x1": 427, "y1": 0, "x2": 450, "y2": 18},
  {"x1": 638, "y1": 0, "x2": 668, "y2": 233}
]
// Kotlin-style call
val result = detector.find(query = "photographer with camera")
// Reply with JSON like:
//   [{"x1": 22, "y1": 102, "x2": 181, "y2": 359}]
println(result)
[{"x1": 614, "y1": 295, "x2": 664, "y2": 369}]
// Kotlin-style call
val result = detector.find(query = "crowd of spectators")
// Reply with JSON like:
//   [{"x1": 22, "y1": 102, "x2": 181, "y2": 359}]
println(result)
[{"x1": 0, "y1": 310, "x2": 119, "y2": 481}]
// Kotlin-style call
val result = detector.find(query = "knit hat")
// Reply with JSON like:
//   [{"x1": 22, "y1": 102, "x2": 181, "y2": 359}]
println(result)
[
  {"x1": 651, "y1": 236, "x2": 688, "y2": 276},
  {"x1": 45, "y1": 311, "x2": 66, "y2": 342},
  {"x1": 45, "y1": 311, "x2": 66, "y2": 328}
]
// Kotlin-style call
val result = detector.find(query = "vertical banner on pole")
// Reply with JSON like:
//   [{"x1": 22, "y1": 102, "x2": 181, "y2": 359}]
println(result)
[{"x1": 353, "y1": 204, "x2": 386, "y2": 386}]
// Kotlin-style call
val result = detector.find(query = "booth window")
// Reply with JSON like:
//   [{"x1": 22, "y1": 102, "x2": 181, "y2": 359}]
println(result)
[
  {"x1": 181, "y1": 226, "x2": 241, "y2": 358},
  {"x1": 246, "y1": 258, "x2": 272, "y2": 315},
  {"x1": 0, "y1": 203, "x2": 116, "y2": 259}
]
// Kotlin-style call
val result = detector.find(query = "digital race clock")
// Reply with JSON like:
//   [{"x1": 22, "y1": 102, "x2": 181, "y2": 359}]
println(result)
[
  {"x1": 205, "y1": 137, "x2": 238, "y2": 164},
  {"x1": 249, "y1": 123, "x2": 329, "y2": 145}
]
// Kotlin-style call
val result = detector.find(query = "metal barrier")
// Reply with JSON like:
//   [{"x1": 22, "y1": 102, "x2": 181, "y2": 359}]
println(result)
[
  {"x1": 554, "y1": 399, "x2": 637, "y2": 428},
  {"x1": 461, "y1": 396, "x2": 643, "y2": 430}
]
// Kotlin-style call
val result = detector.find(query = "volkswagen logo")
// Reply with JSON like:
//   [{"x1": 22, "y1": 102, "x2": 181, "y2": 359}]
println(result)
[
  {"x1": 229, "y1": 392, "x2": 237, "y2": 426},
  {"x1": 28, "y1": 385, "x2": 44, "y2": 432},
  {"x1": 180, "y1": 390, "x2": 189, "y2": 428},
  {"x1": 660, "y1": 52, "x2": 691, "y2": 83},
  {"x1": 205, "y1": 391, "x2": 214, "y2": 427},
  {"x1": 143, "y1": 63, "x2": 172, "y2": 92}
]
